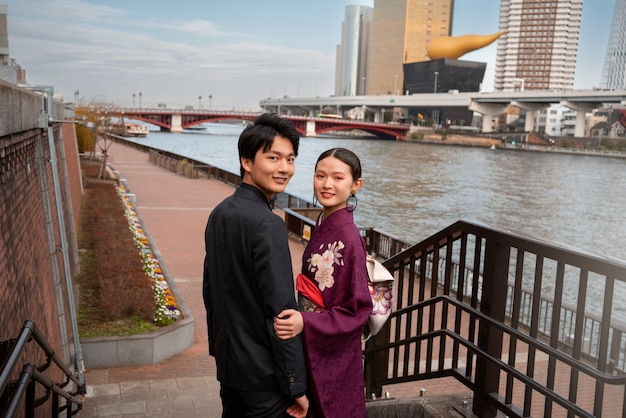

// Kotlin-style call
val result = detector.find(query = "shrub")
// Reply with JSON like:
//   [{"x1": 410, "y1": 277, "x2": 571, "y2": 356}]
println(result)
[{"x1": 78, "y1": 182, "x2": 156, "y2": 322}]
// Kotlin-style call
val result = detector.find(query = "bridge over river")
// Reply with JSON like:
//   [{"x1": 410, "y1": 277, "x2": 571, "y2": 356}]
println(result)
[{"x1": 110, "y1": 109, "x2": 410, "y2": 140}]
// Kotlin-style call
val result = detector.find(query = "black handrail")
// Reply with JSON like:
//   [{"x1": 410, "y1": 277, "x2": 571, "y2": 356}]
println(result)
[
  {"x1": 0, "y1": 320, "x2": 84, "y2": 417},
  {"x1": 365, "y1": 219, "x2": 626, "y2": 417}
]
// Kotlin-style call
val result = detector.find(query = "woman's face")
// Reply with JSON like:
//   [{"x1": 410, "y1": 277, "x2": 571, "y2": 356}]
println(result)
[{"x1": 314, "y1": 156, "x2": 362, "y2": 217}]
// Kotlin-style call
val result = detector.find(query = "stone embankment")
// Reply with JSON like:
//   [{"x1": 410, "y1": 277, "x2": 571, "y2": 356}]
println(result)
[{"x1": 407, "y1": 133, "x2": 501, "y2": 147}]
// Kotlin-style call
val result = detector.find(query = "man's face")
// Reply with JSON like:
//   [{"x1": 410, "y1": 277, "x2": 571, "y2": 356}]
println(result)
[{"x1": 241, "y1": 135, "x2": 296, "y2": 201}]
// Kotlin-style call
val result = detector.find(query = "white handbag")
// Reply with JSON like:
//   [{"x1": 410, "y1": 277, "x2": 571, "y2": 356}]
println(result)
[{"x1": 363, "y1": 254, "x2": 394, "y2": 341}]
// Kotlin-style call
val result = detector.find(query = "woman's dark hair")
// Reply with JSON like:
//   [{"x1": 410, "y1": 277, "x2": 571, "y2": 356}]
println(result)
[
  {"x1": 315, "y1": 147, "x2": 362, "y2": 181},
  {"x1": 238, "y1": 113, "x2": 300, "y2": 178}
]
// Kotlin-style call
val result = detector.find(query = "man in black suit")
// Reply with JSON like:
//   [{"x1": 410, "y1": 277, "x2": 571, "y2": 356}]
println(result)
[{"x1": 203, "y1": 113, "x2": 308, "y2": 418}]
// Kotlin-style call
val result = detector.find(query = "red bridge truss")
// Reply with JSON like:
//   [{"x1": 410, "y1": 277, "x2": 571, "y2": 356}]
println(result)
[{"x1": 109, "y1": 109, "x2": 410, "y2": 140}]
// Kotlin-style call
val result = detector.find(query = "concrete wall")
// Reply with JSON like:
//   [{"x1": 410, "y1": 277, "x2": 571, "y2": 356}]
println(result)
[{"x1": 0, "y1": 80, "x2": 83, "y2": 402}]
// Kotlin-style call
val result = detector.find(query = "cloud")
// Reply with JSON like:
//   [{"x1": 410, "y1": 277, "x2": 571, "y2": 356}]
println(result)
[{"x1": 7, "y1": 0, "x2": 336, "y2": 108}]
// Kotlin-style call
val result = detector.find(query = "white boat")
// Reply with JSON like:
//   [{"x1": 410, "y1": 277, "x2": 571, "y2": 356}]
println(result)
[{"x1": 124, "y1": 123, "x2": 148, "y2": 137}]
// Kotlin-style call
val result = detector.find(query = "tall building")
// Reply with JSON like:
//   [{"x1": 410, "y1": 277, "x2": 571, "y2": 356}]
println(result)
[
  {"x1": 0, "y1": 4, "x2": 19, "y2": 84},
  {"x1": 494, "y1": 0, "x2": 582, "y2": 91},
  {"x1": 335, "y1": 5, "x2": 372, "y2": 96},
  {"x1": 0, "y1": 4, "x2": 12, "y2": 81},
  {"x1": 367, "y1": 0, "x2": 454, "y2": 95},
  {"x1": 600, "y1": 0, "x2": 626, "y2": 90}
]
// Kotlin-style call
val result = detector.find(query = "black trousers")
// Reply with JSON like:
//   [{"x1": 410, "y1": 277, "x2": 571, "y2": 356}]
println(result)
[{"x1": 220, "y1": 384, "x2": 293, "y2": 418}]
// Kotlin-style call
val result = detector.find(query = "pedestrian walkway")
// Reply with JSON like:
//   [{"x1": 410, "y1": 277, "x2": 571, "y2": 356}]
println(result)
[{"x1": 78, "y1": 141, "x2": 469, "y2": 417}]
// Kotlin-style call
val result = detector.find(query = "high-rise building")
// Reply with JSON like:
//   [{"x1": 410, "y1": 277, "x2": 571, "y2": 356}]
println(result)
[
  {"x1": 0, "y1": 5, "x2": 11, "y2": 74},
  {"x1": 367, "y1": 0, "x2": 454, "y2": 95},
  {"x1": 0, "y1": 4, "x2": 18, "y2": 84},
  {"x1": 600, "y1": 0, "x2": 626, "y2": 90},
  {"x1": 494, "y1": 0, "x2": 582, "y2": 91},
  {"x1": 335, "y1": 5, "x2": 372, "y2": 97}
]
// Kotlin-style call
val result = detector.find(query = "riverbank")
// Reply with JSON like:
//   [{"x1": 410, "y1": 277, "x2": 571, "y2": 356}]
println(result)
[
  {"x1": 406, "y1": 132, "x2": 626, "y2": 158},
  {"x1": 404, "y1": 133, "x2": 500, "y2": 148}
]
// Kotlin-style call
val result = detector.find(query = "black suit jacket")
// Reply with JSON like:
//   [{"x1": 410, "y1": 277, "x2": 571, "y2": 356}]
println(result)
[{"x1": 203, "y1": 183, "x2": 307, "y2": 397}]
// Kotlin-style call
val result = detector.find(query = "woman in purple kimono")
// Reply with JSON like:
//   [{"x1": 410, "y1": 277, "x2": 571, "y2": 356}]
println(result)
[{"x1": 275, "y1": 148, "x2": 373, "y2": 418}]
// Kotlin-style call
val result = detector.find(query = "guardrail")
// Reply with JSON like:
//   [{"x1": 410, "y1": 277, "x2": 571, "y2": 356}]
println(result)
[{"x1": 0, "y1": 320, "x2": 85, "y2": 417}]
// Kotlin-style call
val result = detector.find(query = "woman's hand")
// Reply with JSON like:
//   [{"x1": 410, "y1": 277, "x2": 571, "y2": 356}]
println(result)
[
  {"x1": 274, "y1": 309, "x2": 304, "y2": 339},
  {"x1": 286, "y1": 394, "x2": 309, "y2": 417}
]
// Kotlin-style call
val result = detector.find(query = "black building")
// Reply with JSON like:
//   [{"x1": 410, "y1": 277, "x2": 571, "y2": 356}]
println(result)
[{"x1": 402, "y1": 59, "x2": 487, "y2": 126}]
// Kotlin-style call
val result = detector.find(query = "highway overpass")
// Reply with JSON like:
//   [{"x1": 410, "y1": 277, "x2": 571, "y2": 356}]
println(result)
[{"x1": 259, "y1": 89, "x2": 626, "y2": 137}]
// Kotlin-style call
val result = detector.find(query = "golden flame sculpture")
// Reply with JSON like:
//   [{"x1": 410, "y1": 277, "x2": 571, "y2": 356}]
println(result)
[{"x1": 426, "y1": 30, "x2": 506, "y2": 60}]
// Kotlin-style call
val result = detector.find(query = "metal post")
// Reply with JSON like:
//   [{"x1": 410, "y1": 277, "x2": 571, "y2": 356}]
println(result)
[{"x1": 473, "y1": 238, "x2": 510, "y2": 417}]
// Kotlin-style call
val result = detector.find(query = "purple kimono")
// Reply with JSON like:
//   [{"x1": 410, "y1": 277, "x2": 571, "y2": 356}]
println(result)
[{"x1": 299, "y1": 208, "x2": 373, "y2": 418}]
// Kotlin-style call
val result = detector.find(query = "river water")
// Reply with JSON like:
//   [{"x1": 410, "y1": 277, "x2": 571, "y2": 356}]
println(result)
[{"x1": 126, "y1": 123, "x2": 626, "y2": 265}]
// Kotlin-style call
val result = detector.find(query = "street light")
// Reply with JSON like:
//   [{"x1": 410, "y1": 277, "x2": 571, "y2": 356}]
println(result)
[
  {"x1": 139, "y1": 91, "x2": 142, "y2": 108},
  {"x1": 209, "y1": 94, "x2": 212, "y2": 110},
  {"x1": 132, "y1": 92, "x2": 135, "y2": 108},
  {"x1": 198, "y1": 95, "x2": 202, "y2": 109},
  {"x1": 434, "y1": 72, "x2": 439, "y2": 94}
]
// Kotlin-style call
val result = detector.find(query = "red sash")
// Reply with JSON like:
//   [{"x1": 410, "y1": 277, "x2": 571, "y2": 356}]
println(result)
[{"x1": 295, "y1": 273, "x2": 325, "y2": 309}]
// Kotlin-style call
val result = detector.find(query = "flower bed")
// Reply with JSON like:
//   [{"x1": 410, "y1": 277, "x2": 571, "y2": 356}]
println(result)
[{"x1": 116, "y1": 183, "x2": 181, "y2": 325}]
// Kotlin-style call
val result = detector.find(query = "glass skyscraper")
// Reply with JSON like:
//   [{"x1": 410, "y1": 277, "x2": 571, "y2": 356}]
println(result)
[
  {"x1": 335, "y1": 5, "x2": 372, "y2": 96},
  {"x1": 367, "y1": 0, "x2": 454, "y2": 95}
]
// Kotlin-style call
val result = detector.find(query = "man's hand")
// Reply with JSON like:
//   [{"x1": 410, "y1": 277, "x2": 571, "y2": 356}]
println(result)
[
  {"x1": 274, "y1": 309, "x2": 304, "y2": 339},
  {"x1": 286, "y1": 394, "x2": 309, "y2": 418}
]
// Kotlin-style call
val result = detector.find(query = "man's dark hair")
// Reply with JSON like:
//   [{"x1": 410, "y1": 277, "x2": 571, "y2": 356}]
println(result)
[{"x1": 238, "y1": 113, "x2": 300, "y2": 178}]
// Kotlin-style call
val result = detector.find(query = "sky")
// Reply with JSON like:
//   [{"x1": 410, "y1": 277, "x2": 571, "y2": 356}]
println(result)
[{"x1": 2, "y1": 0, "x2": 617, "y2": 110}]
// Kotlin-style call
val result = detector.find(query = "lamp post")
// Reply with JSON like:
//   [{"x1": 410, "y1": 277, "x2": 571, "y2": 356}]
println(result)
[
  {"x1": 209, "y1": 94, "x2": 212, "y2": 110},
  {"x1": 74, "y1": 90, "x2": 79, "y2": 104},
  {"x1": 434, "y1": 72, "x2": 439, "y2": 94},
  {"x1": 198, "y1": 95, "x2": 202, "y2": 109},
  {"x1": 132, "y1": 92, "x2": 135, "y2": 108},
  {"x1": 394, "y1": 74, "x2": 398, "y2": 95},
  {"x1": 139, "y1": 91, "x2": 142, "y2": 108}
]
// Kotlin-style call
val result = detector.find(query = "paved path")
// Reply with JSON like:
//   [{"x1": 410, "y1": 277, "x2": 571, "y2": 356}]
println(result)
[{"x1": 78, "y1": 141, "x2": 470, "y2": 417}]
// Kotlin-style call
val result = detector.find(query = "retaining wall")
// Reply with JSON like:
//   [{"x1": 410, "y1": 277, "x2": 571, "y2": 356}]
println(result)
[{"x1": 0, "y1": 80, "x2": 81, "y2": 409}]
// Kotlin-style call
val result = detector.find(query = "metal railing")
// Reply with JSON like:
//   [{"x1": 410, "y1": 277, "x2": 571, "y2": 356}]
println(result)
[
  {"x1": 0, "y1": 320, "x2": 85, "y2": 417},
  {"x1": 364, "y1": 220, "x2": 626, "y2": 417},
  {"x1": 426, "y1": 254, "x2": 626, "y2": 375}
]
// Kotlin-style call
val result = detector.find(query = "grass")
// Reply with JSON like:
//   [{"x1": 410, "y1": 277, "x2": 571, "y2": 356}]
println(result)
[{"x1": 75, "y1": 158, "x2": 158, "y2": 338}]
